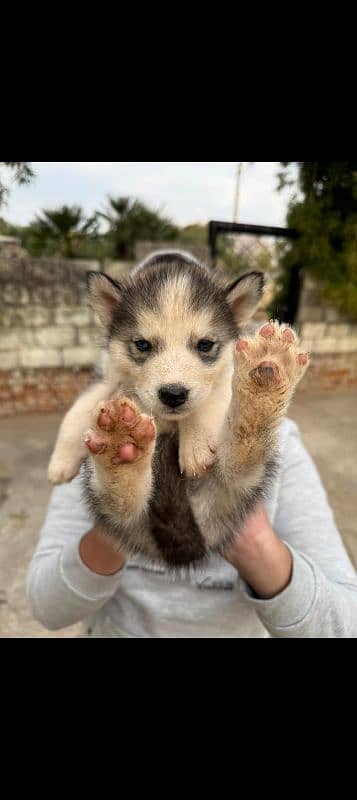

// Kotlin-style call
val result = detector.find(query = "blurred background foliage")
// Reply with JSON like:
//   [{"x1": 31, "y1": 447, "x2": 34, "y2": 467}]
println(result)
[
  {"x1": 273, "y1": 162, "x2": 357, "y2": 320},
  {"x1": 1, "y1": 161, "x2": 357, "y2": 319},
  {"x1": 0, "y1": 162, "x2": 34, "y2": 206}
]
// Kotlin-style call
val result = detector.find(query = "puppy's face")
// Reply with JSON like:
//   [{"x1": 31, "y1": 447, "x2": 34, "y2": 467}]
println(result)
[{"x1": 88, "y1": 258, "x2": 264, "y2": 420}]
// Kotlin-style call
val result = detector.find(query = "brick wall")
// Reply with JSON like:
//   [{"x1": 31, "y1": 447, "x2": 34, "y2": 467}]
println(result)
[
  {"x1": 0, "y1": 368, "x2": 92, "y2": 417},
  {"x1": 300, "y1": 353, "x2": 357, "y2": 390}
]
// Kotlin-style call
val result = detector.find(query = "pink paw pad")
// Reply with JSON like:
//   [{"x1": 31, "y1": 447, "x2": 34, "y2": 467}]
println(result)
[
  {"x1": 260, "y1": 360, "x2": 281, "y2": 379},
  {"x1": 260, "y1": 324, "x2": 275, "y2": 339},
  {"x1": 98, "y1": 409, "x2": 115, "y2": 432},
  {"x1": 85, "y1": 432, "x2": 107, "y2": 455},
  {"x1": 283, "y1": 329, "x2": 296, "y2": 343},
  {"x1": 250, "y1": 361, "x2": 281, "y2": 387},
  {"x1": 298, "y1": 353, "x2": 309, "y2": 367},
  {"x1": 111, "y1": 443, "x2": 138, "y2": 466},
  {"x1": 120, "y1": 404, "x2": 137, "y2": 425},
  {"x1": 237, "y1": 340, "x2": 249, "y2": 352}
]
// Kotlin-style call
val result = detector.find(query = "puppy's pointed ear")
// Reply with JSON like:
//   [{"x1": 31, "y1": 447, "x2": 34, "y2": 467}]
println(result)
[
  {"x1": 225, "y1": 272, "x2": 265, "y2": 325},
  {"x1": 87, "y1": 272, "x2": 122, "y2": 327}
]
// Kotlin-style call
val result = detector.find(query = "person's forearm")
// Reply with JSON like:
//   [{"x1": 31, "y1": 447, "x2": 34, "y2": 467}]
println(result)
[
  {"x1": 79, "y1": 528, "x2": 126, "y2": 576},
  {"x1": 225, "y1": 506, "x2": 293, "y2": 599},
  {"x1": 225, "y1": 505, "x2": 357, "y2": 638},
  {"x1": 27, "y1": 497, "x2": 126, "y2": 632}
]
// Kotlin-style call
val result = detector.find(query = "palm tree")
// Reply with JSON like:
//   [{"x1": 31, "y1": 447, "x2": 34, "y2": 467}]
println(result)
[
  {"x1": 29, "y1": 205, "x2": 98, "y2": 258},
  {"x1": 99, "y1": 197, "x2": 178, "y2": 260}
]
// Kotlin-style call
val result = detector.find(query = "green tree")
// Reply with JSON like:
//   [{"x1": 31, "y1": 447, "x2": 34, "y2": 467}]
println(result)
[
  {"x1": 179, "y1": 224, "x2": 207, "y2": 248},
  {"x1": 273, "y1": 161, "x2": 357, "y2": 319},
  {"x1": 0, "y1": 217, "x2": 15, "y2": 235},
  {"x1": 0, "y1": 162, "x2": 34, "y2": 205},
  {"x1": 99, "y1": 197, "x2": 178, "y2": 260},
  {"x1": 28, "y1": 205, "x2": 98, "y2": 258}
]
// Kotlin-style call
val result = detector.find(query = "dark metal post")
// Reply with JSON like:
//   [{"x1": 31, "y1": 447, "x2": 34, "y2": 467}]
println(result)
[
  {"x1": 207, "y1": 220, "x2": 301, "y2": 323},
  {"x1": 208, "y1": 222, "x2": 218, "y2": 267}
]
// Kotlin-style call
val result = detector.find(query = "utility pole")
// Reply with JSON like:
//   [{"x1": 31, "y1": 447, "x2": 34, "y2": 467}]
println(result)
[{"x1": 233, "y1": 162, "x2": 243, "y2": 222}]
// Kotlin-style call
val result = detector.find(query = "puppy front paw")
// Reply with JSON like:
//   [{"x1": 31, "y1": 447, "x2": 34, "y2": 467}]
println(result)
[
  {"x1": 235, "y1": 322, "x2": 310, "y2": 397},
  {"x1": 85, "y1": 395, "x2": 156, "y2": 469},
  {"x1": 48, "y1": 451, "x2": 84, "y2": 485},
  {"x1": 179, "y1": 439, "x2": 217, "y2": 479}
]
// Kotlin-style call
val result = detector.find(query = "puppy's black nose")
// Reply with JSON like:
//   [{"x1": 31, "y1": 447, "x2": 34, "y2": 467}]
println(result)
[{"x1": 159, "y1": 385, "x2": 189, "y2": 409}]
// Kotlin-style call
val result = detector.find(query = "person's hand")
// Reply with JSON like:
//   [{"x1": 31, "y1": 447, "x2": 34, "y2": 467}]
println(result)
[
  {"x1": 79, "y1": 527, "x2": 126, "y2": 576},
  {"x1": 224, "y1": 504, "x2": 293, "y2": 600}
]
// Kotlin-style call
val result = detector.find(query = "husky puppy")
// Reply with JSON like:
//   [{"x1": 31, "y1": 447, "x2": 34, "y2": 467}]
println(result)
[{"x1": 48, "y1": 252, "x2": 309, "y2": 567}]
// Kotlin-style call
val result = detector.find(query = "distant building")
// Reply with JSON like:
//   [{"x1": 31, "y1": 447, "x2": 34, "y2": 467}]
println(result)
[
  {"x1": 0, "y1": 236, "x2": 28, "y2": 259},
  {"x1": 230, "y1": 235, "x2": 278, "y2": 271}
]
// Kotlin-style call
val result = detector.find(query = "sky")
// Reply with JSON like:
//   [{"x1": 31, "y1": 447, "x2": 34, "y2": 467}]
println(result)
[{"x1": 3, "y1": 162, "x2": 295, "y2": 229}]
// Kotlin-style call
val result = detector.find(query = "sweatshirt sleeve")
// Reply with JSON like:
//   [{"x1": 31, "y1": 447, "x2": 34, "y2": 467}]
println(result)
[
  {"x1": 242, "y1": 422, "x2": 357, "y2": 638},
  {"x1": 27, "y1": 474, "x2": 125, "y2": 631}
]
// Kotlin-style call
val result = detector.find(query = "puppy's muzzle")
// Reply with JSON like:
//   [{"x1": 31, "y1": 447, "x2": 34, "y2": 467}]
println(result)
[{"x1": 159, "y1": 385, "x2": 189, "y2": 409}]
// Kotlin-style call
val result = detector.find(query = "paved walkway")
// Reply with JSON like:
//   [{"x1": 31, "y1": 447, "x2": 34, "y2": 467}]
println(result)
[
  {"x1": 290, "y1": 392, "x2": 357, "y2": 567},
  {"x1": 0, "y1": 392, "x2": 356, "y2": 638}
]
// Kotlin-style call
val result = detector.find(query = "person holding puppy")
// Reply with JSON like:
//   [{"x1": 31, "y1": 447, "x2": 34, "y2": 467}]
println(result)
[
  {"x1": 28, "y1": 254, "x2": 357, "y2": 638},
  {"x1": 28, "y1": 418, "x2": 357, "y2": 638}
]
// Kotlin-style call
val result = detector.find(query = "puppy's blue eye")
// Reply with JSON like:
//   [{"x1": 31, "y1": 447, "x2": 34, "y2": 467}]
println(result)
[
  {"x1": 135, "y1": 340, "x2": 152, "y2": 353},
  {"x1": 197, "y1": 340, "x2": 215, "y2": 354}
]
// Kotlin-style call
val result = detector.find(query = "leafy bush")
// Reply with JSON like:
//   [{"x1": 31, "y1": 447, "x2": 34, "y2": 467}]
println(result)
[{"x1": 275, "y1": 162, "x2": 357, "y2": 320}]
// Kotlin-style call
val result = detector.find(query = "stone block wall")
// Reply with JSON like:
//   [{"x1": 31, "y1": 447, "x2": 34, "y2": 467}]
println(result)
[
  {"x1": 1, "y1": 261, "x2": 357, "y2": 417},
  {"x1": 0, "y1": 258, "x2": 102, "y2": 369},
  {"x1": 0, "y1": 258, "x2": 102, "y2": 416},
  {"x1": 300, "y1": 323, "x2": 357, "y2": 355},
  {"x1": 297, "y1": 276, "x2": 357, "y2": 389}
]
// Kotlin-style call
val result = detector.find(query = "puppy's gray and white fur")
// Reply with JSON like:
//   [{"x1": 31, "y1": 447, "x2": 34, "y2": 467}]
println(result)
[{"x1": 48, "y1": 252, "x2": 309, "y2": 567}]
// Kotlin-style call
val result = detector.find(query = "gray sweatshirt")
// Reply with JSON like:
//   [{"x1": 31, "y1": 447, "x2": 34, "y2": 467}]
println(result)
[{"x1": 27, "y1": 420, "x2": 357, "y2": 638}]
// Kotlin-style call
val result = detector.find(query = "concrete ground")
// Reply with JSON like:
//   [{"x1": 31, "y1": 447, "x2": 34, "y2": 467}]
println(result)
[{"x1": 0, "y1": 392, "x2": 356, "y2": 638}]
